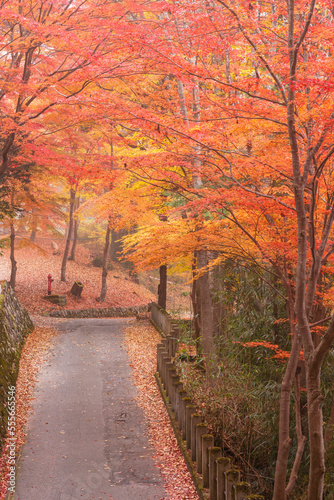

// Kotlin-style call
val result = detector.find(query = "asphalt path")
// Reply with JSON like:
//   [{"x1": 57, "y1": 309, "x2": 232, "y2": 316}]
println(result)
[{"x1": 14, "y1": 318, "x2": 167, "y2": 500}]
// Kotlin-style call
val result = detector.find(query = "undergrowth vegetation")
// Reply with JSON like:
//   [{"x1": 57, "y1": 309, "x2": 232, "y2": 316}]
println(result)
[
  {"x1": 175, "y1": 342, "x2": 283, "y2": 497},
  {"x1": 173, "y1": 263, "x2": 334, "y2": 499}
]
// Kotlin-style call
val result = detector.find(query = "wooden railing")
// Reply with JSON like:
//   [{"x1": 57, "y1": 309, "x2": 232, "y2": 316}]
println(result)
[{"x1": 155, "y1": 325, "x2": 265, "y2": 500}]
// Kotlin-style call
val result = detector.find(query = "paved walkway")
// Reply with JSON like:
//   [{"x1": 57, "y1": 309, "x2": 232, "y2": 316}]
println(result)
[{"x1": 15, "y1": 318, "x2": 167, "y2": 500}]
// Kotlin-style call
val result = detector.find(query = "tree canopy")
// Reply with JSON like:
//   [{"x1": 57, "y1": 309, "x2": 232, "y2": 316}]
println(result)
[{"x1": 1, "y1": 1, "x2": 334, "y2": 498}]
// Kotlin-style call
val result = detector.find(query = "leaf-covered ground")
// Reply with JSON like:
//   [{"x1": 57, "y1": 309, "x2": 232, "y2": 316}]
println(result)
[
  {"x1": 0, "y1": 318, "x2": 199, "y2": 500},
  {"x1": 0, "y1": 317, "x2": 59, "y2": 499},
  {"x1": 0, "y1": 238, "x2": 198, "y2": 499},
  {"x1": 124, "y1": 321, "x2": 199, "y2": 500},
  {"x1": 0, "y1": 236, "x2": 155, "y2": 314}
]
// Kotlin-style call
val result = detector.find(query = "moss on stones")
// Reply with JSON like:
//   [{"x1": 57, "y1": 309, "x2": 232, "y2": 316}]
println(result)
[{"x1": 0, "y1": 282, "x2": 33, "y2": 452}]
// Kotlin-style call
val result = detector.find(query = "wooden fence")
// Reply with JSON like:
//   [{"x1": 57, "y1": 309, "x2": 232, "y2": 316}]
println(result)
[{"x1": 155, "y1": 322, "x2": 265, "y2": 500}]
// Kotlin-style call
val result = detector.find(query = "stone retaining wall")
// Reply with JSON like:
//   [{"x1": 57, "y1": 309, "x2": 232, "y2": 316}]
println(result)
[
  {"x1": 0, "y1": 282, "x2": 34, "y2": 451},
  {"x1": 49, "y1": 304, "x2": 151, "y2": 318}
]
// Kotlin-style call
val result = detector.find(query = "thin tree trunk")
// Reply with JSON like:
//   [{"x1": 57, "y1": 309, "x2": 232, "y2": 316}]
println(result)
[
  {"x1": 61, "y1": 188, "x2": 75, "y2": 282},
  {"x1": 307, "y1": 359, "x2": 326, "y2": 498},
  {"x1": 225, "y1": 48, "x2": 232, "y2": 86},
  {"x1": 191, "y1": 256, "x2": 201, "y2": 354},
  {"x1": 68, "y1": 217, "x2": 79, "y2": 261},
  {"x1": 98, "y1": 220, "x2": 111, "y2": 302},
  {"x1": 191, "y1": 76, "x2": 217, "y2": 380},
  {"x1": 197, "y1": 249, "x2": 217, "y2": 383},
  {"x1": 69, "y1": 198, "x2": 80, "y2": 261},
  {"x1": 176, "y1": 79, "x2": 188, "y2": 122},
  {"x1": 211, "y1": 259, "x2": 225, "y2": 339},
  {"x1": 30, "y1": 228, "x2": 37, "y2": 242},
  {"x1": 273, "y1": 337, "x2": 301, "y2": 500},
  {"x1": 285, "y1": 0, "x2": 325, "y2": 495},
  {"x1": 30, "y1": 210, "x2": 37, "y2": 242},
  {"x1": 285, "y1": 371, "x2": 307, "y2": 495},
  {"x1": 158, "y1": 264, "x2": 167, "y2": 310},
  {"x1": 98, "y1": 135, "x2": 114, "y2": 300},
  {"x1": 272, "y1": 1, "x2": 320, "y2": 497},
  {"x1": 177, "y1": 56, "x2": 216, "y2": 377},
  {"x1": 325, "y1": 393, "x2": 334, "y2": 452},
  {"x1": 157, "y1": 215, "x2": 168, "y2": 310},
  {"x1": 9, "y1": 222, "x2": 17, "y2": 289}
]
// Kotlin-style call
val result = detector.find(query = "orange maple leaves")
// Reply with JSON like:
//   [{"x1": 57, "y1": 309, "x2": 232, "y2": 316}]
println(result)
[{"x1": 233, "y1": 340, "x2": 305, "y2": 363}]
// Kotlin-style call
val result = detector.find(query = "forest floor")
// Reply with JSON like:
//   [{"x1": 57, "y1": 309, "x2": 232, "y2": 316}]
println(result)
[{"x1": 0, "y1": 233, "x2": 192, "y2": 317}]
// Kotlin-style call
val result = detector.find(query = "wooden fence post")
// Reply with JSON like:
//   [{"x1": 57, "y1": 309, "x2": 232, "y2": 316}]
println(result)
[
  {"x1": 170, "y1": 374, "x2": 180, "y2": 411},
  {"x1": 181, "y1": 397, "x2": 192, "y2": 440},
  {"x1": 191, "y1": 413, "x2": 202, "y2": 462},
  {"x1": 217, "y1": 457, "x2": 231, "y2": 500},
  {"x1": 163, "y1": 361, "x2": 171, "y2": 393},
  {"x1": 209, "y1": 447, "x2": 222, "y2": 500},
  {"x1": 166, "y1": 364, "x2": 176, "y2": 399},
  {"x1": 161, "y1": 338, "x2": 169, "y2": 353},
  {"x1": 157, "y1": 344, "x2": 163, "y2": 372},
  {"x1": 160, "y1": 355, "x2": 169, "y2": 388},
  {"x1": 165, "y1": 361, "x2": 173, "y2": 393},
  {"x1": 172, "y1": 336, "x2": 178, "y2": 356},
  {"x1": 235, "y1": 482, "x2": 251, "y2": 500},
  {"x1": 196, "y1": 423, "x2": 208, "y2": 473},
  {"x1": 168, "y1": 336, "x2": 177, "y2": 357},
  {"x1": 185, "y1": 405, "x2": 196, "y2": 449},
  {"x1": 226, "y1": 470, "x2": 240, "y2": 500},
  {"x1": 171, "y1": 325, "x2": 180, "y2": 344},
  {"x1": 153, "y1": 309, "x2": 263, "y2": 500},
  {"x1": 174, "y1": 382, "x2": 183, "y2": 421},
  {"x1": 177, "y1": 390, "x2": 188, "y2": 431},
  {"x1": 202, "y1": 434, "x2": 214, "y2": 488}
]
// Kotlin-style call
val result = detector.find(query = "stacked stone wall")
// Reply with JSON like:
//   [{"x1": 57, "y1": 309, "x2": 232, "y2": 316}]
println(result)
[
  {"x1": 0, "y1": 282, "x2": 34, "y2": 451},
  {"x1": 49, "y1": 304, "x2": 151, "y2": 318}
]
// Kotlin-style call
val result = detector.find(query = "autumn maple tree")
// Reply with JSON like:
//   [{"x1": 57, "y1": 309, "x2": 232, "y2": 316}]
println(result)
[
  {"x1": 2, "y1": 0, "x2": 334, "y2": 498},
  {"x1": 101, "y1": 1, "x2": 334, "y2": 497},
  {"x1": 0, "y1": 0, "x2": 144, "y2": 193}
]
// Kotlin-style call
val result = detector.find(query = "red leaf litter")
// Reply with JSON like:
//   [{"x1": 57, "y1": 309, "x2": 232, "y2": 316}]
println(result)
[
  {"x1": 124, "y1": 322, "x2": 199, "y2": 500},
  {"x1": 0, "y1": 318, "x2": 59, "y2": 499},
  {"x1": 0, "y1": 237, "x2": 197, "y2": 498},
  {"x1": 0, "y1": 237, "x2": 155, "y2": 314}
]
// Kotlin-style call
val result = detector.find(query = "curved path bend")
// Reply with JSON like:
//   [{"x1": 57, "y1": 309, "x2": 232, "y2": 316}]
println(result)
[{"x1": 15, "y1": 318, "x2": 167, "y2": 500}]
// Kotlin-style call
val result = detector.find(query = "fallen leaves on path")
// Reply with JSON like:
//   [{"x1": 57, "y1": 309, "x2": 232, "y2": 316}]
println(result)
[
  {"x1": 0, "y1": 319, "x2": 59, "y2": 499},
  {"x1": 124, "y1": 321, "x2": 199, "y2": 500}
]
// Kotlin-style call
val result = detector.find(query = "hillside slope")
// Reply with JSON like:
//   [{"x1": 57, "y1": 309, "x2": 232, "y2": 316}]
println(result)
[{"x1": 0, "y1": 236, "x2": 155, "y2": 315}]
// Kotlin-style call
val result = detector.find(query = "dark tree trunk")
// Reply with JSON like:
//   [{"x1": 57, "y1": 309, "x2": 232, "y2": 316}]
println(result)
[
  {"x1": 98, "y1": 134, "x2": 114, "y2": 302},
  {"x1": 325, "y1": 393, "x2": 334, "y2": 455},
  {"x1": 196, "y1": 249, "x2": 217, "y2": 382},
  {"x1": 110, "y1": 228, "x2": 128, "y2": 261},
  {"x1": 30, "y1": 229, "x2": 37, "y2": 242},
  {"x1": 98, "y1": 220, "x2": 111, "y2": 302},
  {"x1": 30, "y1": 210, "x2": 38, "y2": 242},
  {"x1": 61, "y1": 188, "x2": 75, "y2": 282},
  {"x1": 191, "y1": 256, "x2": 201, "y2": 353},
  {"x1": 68, "y1": 216, "x2": 79, "y2": 261},
  {"x1": 68, "y1": 196, "x2": 80, "y2": 261},
  {"x1": 9, "y1": 223, "x2": 17, "y2": 289},
  {"x1": 158, "y1": 264, "x2": 167, "y2": 310},
  {"x1": 211, "y1": 260, "x2": 226, "y2": 339}
]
